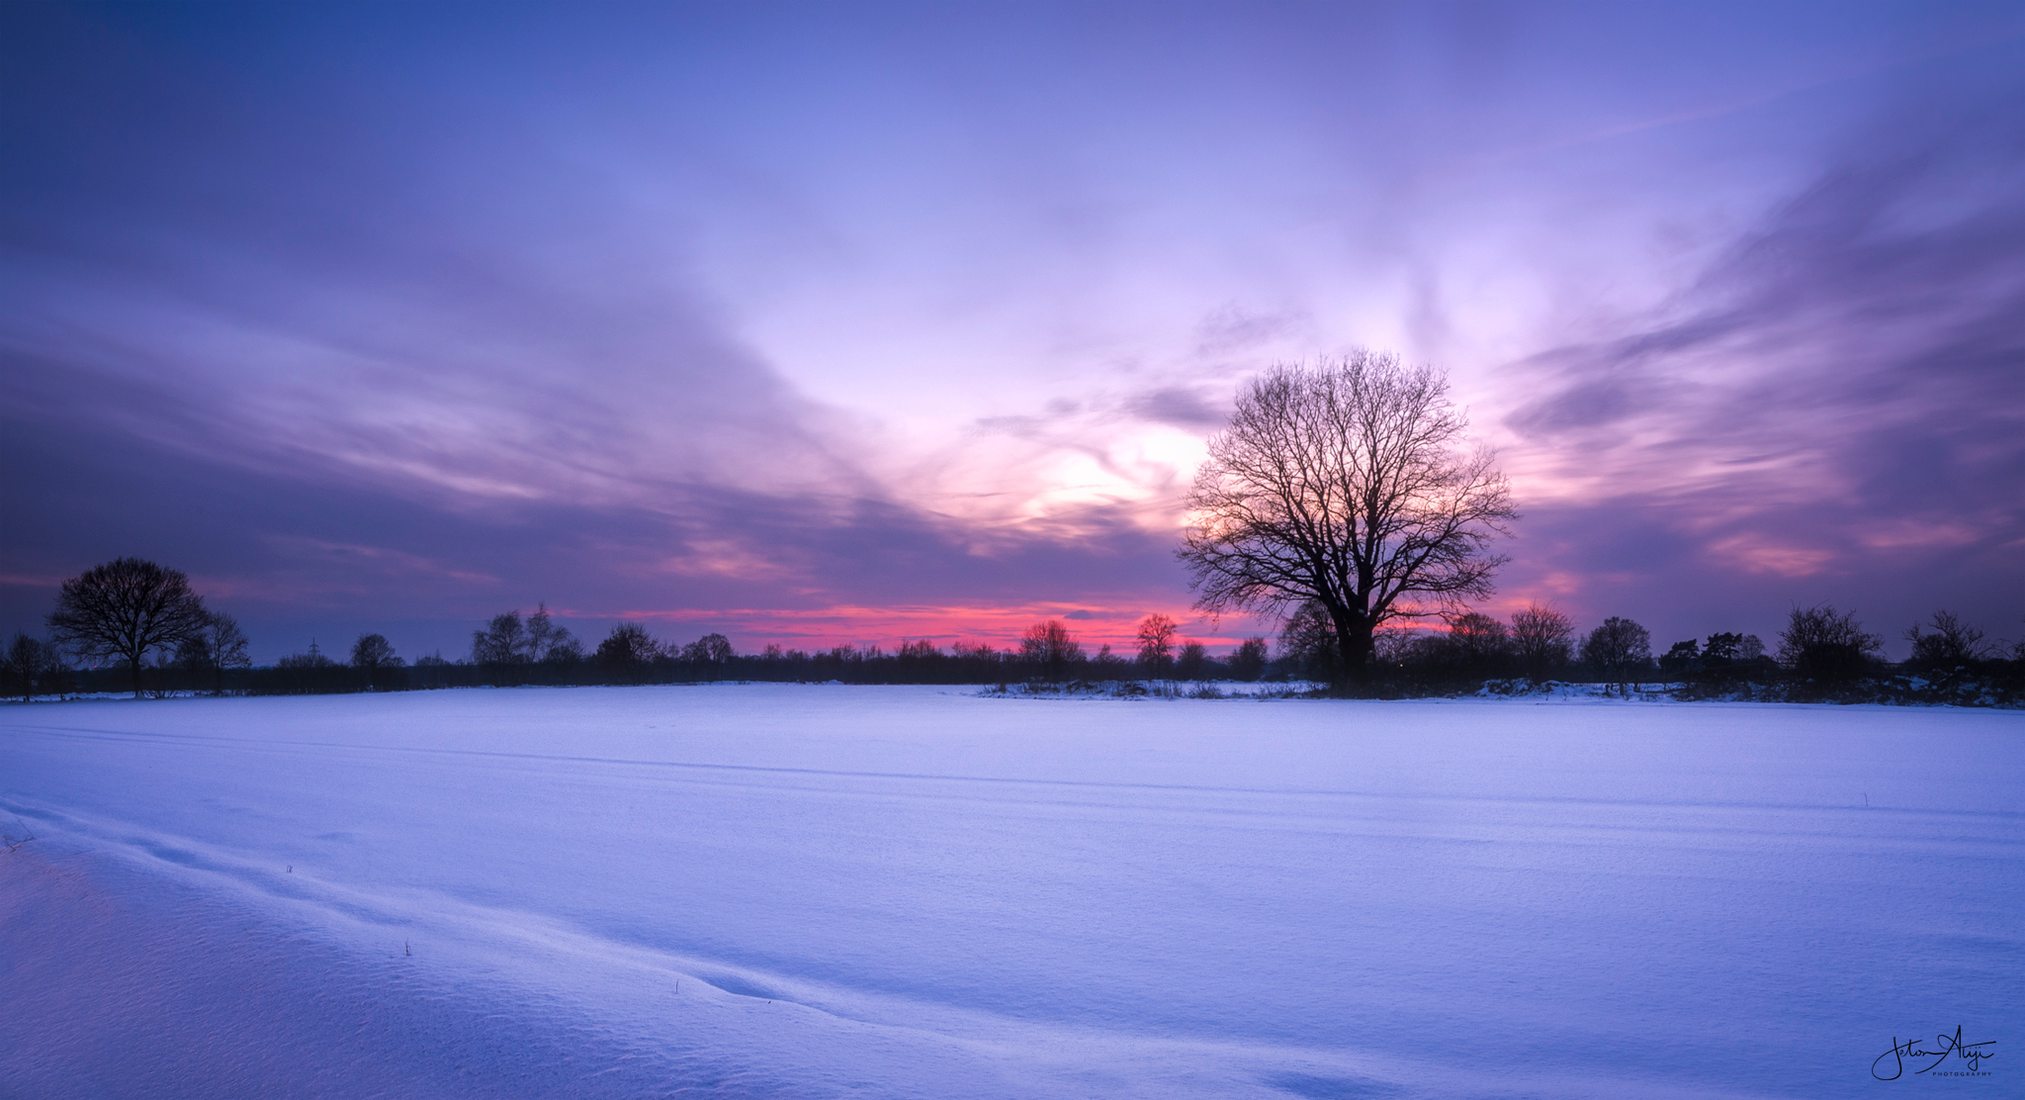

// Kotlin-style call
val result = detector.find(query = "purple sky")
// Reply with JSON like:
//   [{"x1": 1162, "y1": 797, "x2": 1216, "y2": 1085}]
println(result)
[{"x1": 5, "y1": 1, "x2": 2023, "y2": 662}]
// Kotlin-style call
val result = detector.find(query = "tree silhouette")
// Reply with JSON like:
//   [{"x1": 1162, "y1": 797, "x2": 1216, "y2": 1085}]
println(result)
[
  {"x1": 176, "y1": 612, "x2": 251, "y2": 695},
  {"x1": 351, "y1": 633, "x2": 402, "y2": 690},
  {"x1": 681, "y1": 632, "x2": 734, "y2": 666},
  {"x1": 472, "y1": 611, "x2": 528, "y2": 667},
  {"x1": 1277, "y1": 601, "x2": 1338, "y2": 680},
  {"x1": 1509, "y1": 603, "x2": 1574, "y2": 681},
  {"x1": 1019, "y1": 620, "x2": 1083, "y2": 681},
  {"x1": 1229, "y1": 636, "x2": 1269, "y2": 681},
  {"x1": 1135, "y1": 614, "x2": 1177, "y2": 675},
  {"x1": 1659, "y1": 639, "x2": 1701, "y2": 677},
  {"x1": 48, "y1": 557, "x2": 210, "y2": 698},
  {"x1": 5, "y1": 634, "x2": 66, "y2": 702},
  {"x1": 1179, "y1": 352, "x2": 1515, "y2": 685},
  {"x1": 1580, "y1": 616, "x2": 1652, "y2": 695},
  {"x1": 1777, "y1": 605, "x2": 1880, "y2": 686},
  {"x1": 1905, "y1": 611, "x2": 1988, "y2": 675},
  {"x1": 595, "y1": 623, "x2": 662, "y2": 679},
  {"x1": 1444, "y1": 611, "x2": 1511, "y2": 673},
  {"x1": 526, "y1": 603, "x2": 582, "y2": 664},
  {"x1": 1701, "y1": 632, "x2": 1764, "y2": 667}
]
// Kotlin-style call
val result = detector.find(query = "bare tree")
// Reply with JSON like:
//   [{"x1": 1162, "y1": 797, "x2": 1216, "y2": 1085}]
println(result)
[
  {"x1": 48, "y1": 557, "x2": 211, "y2": 698},
  {"x1": 1778, "y1": 605, "x2": 1880, "y2": 685},
  {"x1": 4, "y1": 634, "x2": 61, "y2": 702},
  {"x1": 1905, "y1": 611, "x2": 1989, "y2": 672},
  {"x1": 1179, "y1": 352, "x2": 1515, "y2": 684},
  {"x1": 595, "y1": 623, "x2": 663, "y2": 678},
  {"x1": 1444, "y1": 611, "x2": 1511, "y2": 672},
  {"x1": 351, "y1": 633, "x2": 403, "y2": 690},
  {"x1": 176, "y1": 612, "x2": 251, "y2": 695},
  {"x1": 1580, "y1": 616, "x2": 1652, "y2": 695},
  {"x1": 1019, "y1": 619, "x2": 1083, "y2": 681},
  {"x1": 472, "y1": 611, "x2": 528, "y2": 667},
  {"x1": 681, "y1": 632, "x2": 734, "y2": 666},
  {"x1": 1509, "y1": 603, "x2": 1574, "y2": 681},
  {"x1": 1134, "y1": 613, "x2": 1178, "y2": 675},
  {"x1": 526, "y1": 603, "x2": 582, "y2": 664}
]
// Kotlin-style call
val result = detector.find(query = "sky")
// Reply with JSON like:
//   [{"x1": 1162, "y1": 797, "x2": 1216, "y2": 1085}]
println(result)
[{"x1": 4, "y1": 0, "x2": 2023, "y2": 663}]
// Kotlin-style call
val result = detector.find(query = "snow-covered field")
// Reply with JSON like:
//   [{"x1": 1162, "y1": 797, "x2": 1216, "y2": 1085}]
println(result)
[{"x1": 2, "y1": 686, "x2": 2018, "y2": 1098}]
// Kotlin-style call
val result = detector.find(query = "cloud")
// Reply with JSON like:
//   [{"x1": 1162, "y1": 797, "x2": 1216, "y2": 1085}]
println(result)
[
  {"x1": 1193, "y1": 303, "x2": 1308, "y2": 357},
  {"x1": 1496, "y1": 102, "x2": 2025, "y2": 646},
  {"x1": 1120, "y1": 386, "x2": 1229, "y2": 430},
  {"x1": 1, "y1": 3, "x2": 880, "y2": 526},
  {"x1": 0, "y1": 18, "x2": 1206, "y2": 653},
  {"x1": 0, "y1": 361, "x2": 1197, "y2": 659}
]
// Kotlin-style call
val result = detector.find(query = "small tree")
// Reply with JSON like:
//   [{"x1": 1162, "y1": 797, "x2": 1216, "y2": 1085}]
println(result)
[
  {"x1": 351, "y1": 633, "x2": 403, "y2": 690},
  {"x1": 681, "y1": 632, "x2": 735, "y2": 669},
  {"x1": 48, "y1": 557, "x2": 211, "y2": 698},
  {"x1": 1580, "y1": 616, "x2": 1652, "y2": 695},
  {"x1": 1229, "y1": 636, "x2": 1269, "y2": 681},
  {"x1": 1659, "y1": 639, "x2": 1701, "y2": 678},
  {"x1": 176, "y1": 612, "x2": 251, "y2": 695},
  {"x1": 1134, "y1": 614, "x2": 1178, "y2": 676},
  {"x1": 526, "y1": 603, "x2": 582, "y2": 665},
  {"x1": 1175, "y1": 640, "x2": 1210, "y2": 680},
  {"x1": 1444, "y1": 611, "x2": 1511, "y2": 675},
  {"x1": 4, "y1": 634, "x2": 62, "y2": 702},
  {"x1": 1509, "y1": 603, "x2": 1574, "y2": 681},
  {"x1": 3, "y1": 634, "x2": 35, "y2": 701},
  {"x1": 595, "y1": 623, "x2": 662, "y2": 680},
  {"x1": 472, "y1": 611, "x2": 528, "y2": 668},
  {"x1": 1778, "y1": 605, "x2": 1880, "y2": 686},
  {"x1": 1905, "y1": 611, "x2": 1988, "y2": 674},
  {"x1": 1702, "y1": 632, "x2": 1764, "y2": 666},
  {"x1": 1019, "y1": 620, "x2": 1083, "y2": 681},
  {"x1": 1277, "y1": 601, "x2": 1338, "y2": 680}
]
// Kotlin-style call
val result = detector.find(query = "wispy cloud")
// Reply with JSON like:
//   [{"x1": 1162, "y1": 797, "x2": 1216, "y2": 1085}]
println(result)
[{"x1": 1496, "y1": 101, "x2": 2025, "y2": 641}]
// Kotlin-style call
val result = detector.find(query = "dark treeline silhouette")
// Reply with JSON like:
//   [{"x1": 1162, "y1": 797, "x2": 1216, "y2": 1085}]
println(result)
[
  {"x1": 1272, "y1": 600, "x2": 2023, "y2": 705},
  {"x1": 7, "y1": 559, "x2": 2024, "y2": 706},
  {"x1": 244, "y1": 613, "x2": 1279, "y2": 693}
]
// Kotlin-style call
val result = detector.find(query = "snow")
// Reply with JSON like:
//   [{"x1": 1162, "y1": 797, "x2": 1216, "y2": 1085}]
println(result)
[{"x1": 3, "y1": 685, "x2": 2020, "y2": 1098}]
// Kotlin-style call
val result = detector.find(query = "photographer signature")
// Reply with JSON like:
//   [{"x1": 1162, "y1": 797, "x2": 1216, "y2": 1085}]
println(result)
[{"x1": 1872, "y1": 1026, "x2": 1995, "y2": 1080}]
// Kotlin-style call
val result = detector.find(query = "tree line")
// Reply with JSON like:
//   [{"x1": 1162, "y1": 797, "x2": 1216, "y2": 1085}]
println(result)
[
  {"x1": 6, "y1": 555, "x2": 2021, "y2": 705},
  {"x1": 1286, "y1": 602, "x2": 2022, "y2": 703}
]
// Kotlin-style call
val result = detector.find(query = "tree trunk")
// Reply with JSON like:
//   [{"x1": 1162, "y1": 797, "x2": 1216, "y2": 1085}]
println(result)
[{"x1": 1329, "y1": 609, "x2": 1375, "y2": 691}]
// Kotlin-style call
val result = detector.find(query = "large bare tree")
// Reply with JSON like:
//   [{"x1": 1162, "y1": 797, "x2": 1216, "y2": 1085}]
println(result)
[
  {"x1": 1178, "y1": 352, "x2": 1515, "y2": 683},
  {"x1": 48, "y1": 557, "x2": 212, "y2": 698}
]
